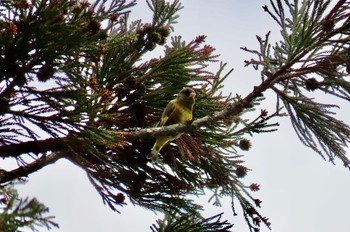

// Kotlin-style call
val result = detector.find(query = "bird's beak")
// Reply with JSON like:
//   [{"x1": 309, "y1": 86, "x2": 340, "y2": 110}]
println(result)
[{"x1": 190, "y1": 92, "x2": 196, "y2": 98}]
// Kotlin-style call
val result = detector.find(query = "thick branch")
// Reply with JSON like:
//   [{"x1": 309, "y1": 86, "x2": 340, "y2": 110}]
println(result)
[
  {"x1": 0, "y1": 137, "x2": 85, "y2": 183},
  {"x1": 128, "y1": 72, "x2": 279, "y2": 140},
  {"x1": 0, "y1": 152, "x2": 65, "y2": 183},
  {"x1": 0, "y1": 138, "x2": 66, "y2": 158},
  {"x1": 0, "y1": 136, "x2": 87, "y2": 158},
  {"x1": 127, "y1": 102, "x2": 243, "y2": 140}
]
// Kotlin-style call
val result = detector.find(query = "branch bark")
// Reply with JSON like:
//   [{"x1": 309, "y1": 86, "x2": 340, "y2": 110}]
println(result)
[
  {"x1": 127, "y1": 70, "x2": 279, "y2": 140},
  {"x1": 0, "y1": 138, "x2": 67, "y2": 158},
  {"x1": 0, "y1": 152, "x2": 65, "y2": 183}
]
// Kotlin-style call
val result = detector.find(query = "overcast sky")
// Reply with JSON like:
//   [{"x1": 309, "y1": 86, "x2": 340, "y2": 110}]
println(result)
[{"x1": 12, "y1": 1, "x2": 350, "y2": 231}]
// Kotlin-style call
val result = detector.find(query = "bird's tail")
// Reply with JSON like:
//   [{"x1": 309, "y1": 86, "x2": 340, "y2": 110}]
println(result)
[
  {"x1": 147, "y1": 148, "x2": 159, "y2": 162},
  {"x1": 147, "y1": 136, "x2": 171, "y2": 162}
]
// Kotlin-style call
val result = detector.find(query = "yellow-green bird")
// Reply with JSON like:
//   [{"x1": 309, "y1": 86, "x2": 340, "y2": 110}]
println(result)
[{"x1": 148, "y1": 87, "x2": 196, "y2": 161}]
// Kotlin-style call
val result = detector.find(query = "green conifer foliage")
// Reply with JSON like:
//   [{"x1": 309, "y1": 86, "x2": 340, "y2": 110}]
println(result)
[{"x1": 0, "y1": 184, "x2": 58, "y2": 232}]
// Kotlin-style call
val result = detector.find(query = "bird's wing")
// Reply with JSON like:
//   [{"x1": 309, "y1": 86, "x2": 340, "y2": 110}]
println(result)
[{"x1": 159, "y1": 100, "x2": 176, "y2": 126}]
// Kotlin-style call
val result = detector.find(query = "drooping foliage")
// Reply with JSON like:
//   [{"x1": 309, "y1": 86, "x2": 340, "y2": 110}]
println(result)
[{"x1": 245, "y1": 0, "x2": 350, "y2": 165}]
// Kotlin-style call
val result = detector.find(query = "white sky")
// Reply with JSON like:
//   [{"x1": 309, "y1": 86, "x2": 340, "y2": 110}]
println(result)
[{"x1": 12, "y1": 1, "x2": 350, "y2": 231}]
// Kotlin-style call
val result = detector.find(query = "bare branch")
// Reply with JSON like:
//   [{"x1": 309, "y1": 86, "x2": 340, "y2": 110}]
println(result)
[
  {"x1": 0, "y1": 152, "x2": 65, "y2": 183},
  {"x1": 0, "y1": 138, "x2": 67, "y2": 158}
]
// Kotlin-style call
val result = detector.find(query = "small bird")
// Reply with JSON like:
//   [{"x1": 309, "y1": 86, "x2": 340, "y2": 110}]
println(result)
[{"x1": 148, "y1": 87, "x2": 196, "y2": 161}]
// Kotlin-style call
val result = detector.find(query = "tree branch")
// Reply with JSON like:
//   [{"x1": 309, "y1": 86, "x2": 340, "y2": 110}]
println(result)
[
  {"x1": 0, "y1": 138, "x2": 67, "y2": 158},
  {"x1": 127, "y1": 71, "x2": 277, "y2": 140},
  {"x1": 0, "y1": 152, "x2": 65, "y2": 183}
]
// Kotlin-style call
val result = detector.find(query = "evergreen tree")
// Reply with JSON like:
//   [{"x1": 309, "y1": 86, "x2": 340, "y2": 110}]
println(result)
[
  {"x1": 0, "y1": 0, "x2": 349, "y2": 231},
  {"x1": 0, "y1": 184, "x2": 58, "y2": 231}
]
